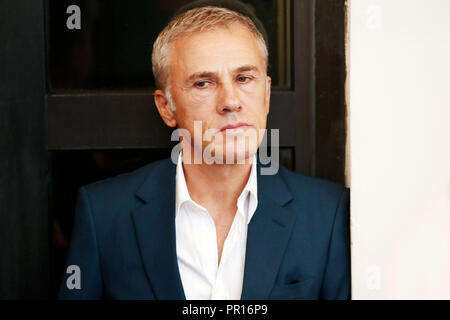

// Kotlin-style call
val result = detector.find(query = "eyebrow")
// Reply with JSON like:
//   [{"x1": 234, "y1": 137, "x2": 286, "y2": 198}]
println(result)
[
  {"x1": 186, "y1": 72, "x2": 217, "y2": 83},
  {"x1": 235, "y1": 65, "x2": 260, "y2": 74},
  {"x1": 185, "y1": 65, "x2": 261, "y2": 83}
]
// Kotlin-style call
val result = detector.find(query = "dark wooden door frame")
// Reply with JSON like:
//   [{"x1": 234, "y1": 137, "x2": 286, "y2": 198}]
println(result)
[{"x1": 0, "y1": 0, "x2": 48, "y2": 299}]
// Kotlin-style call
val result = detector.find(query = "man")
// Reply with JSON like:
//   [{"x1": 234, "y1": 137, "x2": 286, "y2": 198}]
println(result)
[{"x1": 59, "y1": 4, "x2": 350, "y2": 300}]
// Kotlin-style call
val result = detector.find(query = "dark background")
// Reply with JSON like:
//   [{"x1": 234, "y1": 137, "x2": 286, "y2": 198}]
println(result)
[{"x1": 0, "y1": 0, "x2": 346, "y2": 299}]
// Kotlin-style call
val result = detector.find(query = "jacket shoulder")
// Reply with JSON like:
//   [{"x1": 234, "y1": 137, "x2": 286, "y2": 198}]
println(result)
[
  {"x1": 80, "y1": 157, "x2": 172, "y2": 215},
  {"x1": 84, "y1": 157, "x2": 168, "y2": 192},
  {"x1": 277, "y1": 165, "x2": 348, "y2": 204}
]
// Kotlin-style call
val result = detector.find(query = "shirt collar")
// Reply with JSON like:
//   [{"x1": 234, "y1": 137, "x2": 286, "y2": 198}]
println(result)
[
  {"x1": 237, "y1": 154, "x2": 258, "y2": 224},
  {"x1": 175, "y1": 151, "x2": 192, "y2": 217},
  {"x1": 175, "y1": 151, "x2": 258, "y2": 224}
]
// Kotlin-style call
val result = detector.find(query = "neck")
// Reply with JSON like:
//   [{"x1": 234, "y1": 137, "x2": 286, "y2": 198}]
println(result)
[{"x1": 181, "y1": 150, "x2": 253, "y2": 213}]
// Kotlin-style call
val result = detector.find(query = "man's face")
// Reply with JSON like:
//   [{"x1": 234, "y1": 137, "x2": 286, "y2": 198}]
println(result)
[{"x1": 160, "y1": 22, "x2": 271, "y2": 163}]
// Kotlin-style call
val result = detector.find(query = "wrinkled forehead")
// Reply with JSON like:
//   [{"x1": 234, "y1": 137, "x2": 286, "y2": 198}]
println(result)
[{"x1": 167, "y1": 23, "x2": 265, "y2": 76}]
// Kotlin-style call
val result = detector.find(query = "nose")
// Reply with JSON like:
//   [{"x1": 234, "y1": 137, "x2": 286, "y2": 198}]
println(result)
[{"x1": 216, "y1": 80, "x2": 242, "y2": 114}]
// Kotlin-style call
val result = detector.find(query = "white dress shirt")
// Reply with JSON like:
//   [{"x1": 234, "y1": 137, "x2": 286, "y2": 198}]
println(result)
[{"x1": 175, "y1": 152, "x2": 258, "y2": 300}]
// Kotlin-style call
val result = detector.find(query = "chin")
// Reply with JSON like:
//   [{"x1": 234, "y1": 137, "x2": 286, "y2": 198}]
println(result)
[{"x1": 204, "y1": 142, "x2": 257, "y2": 165}]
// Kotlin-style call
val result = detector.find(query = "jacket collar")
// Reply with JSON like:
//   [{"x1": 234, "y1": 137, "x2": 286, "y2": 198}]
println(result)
[
  {"x1": 240, "y1": 158, "x2": 296, "y2": 299},
  {"x1": 132, "y1": 158, "x2": 185, "y2": 299},
  {"x1": 131, "y1": 156, "x2": 296, "y2": 299}
]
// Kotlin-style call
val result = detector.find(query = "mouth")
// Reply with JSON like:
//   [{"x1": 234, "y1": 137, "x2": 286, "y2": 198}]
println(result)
[{"x1": 219, "y1": 122, "x2": 250, "y2": 134}]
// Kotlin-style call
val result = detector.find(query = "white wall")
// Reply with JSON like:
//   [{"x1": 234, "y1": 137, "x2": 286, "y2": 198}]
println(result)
[{"x1": 347, "y1": 0, "x2": 450, "y2": 299}]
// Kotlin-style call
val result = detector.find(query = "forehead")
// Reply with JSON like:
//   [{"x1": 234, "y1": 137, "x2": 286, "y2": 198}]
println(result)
[{"x1": 168, "y1": 23, "x2": 265, "y2": 77}]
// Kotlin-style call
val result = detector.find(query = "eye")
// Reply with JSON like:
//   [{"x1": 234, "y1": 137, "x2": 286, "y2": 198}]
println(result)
[
  {"x1": 194, "y1": 81, "x2": 210, "y2": 88},
  {"x1": 237, "y1": 76, "x2": 251, "y2": 83}
]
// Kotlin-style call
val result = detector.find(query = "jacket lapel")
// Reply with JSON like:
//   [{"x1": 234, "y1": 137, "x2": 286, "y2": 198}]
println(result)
[
  {"x1": 240, "y1": 161, "x2": 297, "y2": 299},
  {"x1": 131, "y1": 159, "x2": 186, "y2": 300}
]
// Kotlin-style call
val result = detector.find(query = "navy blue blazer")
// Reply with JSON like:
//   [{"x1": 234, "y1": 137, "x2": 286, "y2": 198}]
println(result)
[{"x1": 59, "y1": 157, "x2": 350, "y2": 300}]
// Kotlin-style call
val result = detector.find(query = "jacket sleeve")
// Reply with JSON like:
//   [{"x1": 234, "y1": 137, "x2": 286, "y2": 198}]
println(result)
[
  {"x1": 319, "y1": 188, "x2": 351, "y2": 300},
  {"x1": 58, "y1": 186, "x2": 103, "y2": 299}
]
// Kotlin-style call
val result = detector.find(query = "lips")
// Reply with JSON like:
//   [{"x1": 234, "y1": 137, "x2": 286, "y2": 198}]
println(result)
[{"x1": 219, "y1": 122, "x2": 249, "y2": 132}]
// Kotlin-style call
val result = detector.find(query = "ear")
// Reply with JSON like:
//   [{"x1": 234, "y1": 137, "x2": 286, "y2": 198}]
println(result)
[
  {"x1": 265, "y1": 76, "x2": 272, "y2": 114},
  {"x1": 154, "y1": 89, "x2": 177, "y2": 127}
]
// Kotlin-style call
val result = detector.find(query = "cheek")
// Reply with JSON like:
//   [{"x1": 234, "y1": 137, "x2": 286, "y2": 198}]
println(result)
[
  {"x1": 241, "y1": 82, "x2": 267, "y2": 104},
  {"x1": 185, "y1": 88, "x2": 217, "y2": 108},
  {"x1": 241, "y1": 89, "x2": 268, "y2": 121},
  {"x1": 179, "y1": 93, "x2": 217, "y2": 124},
  {"x1": 173, "y1": 101, "x2": 213, "y2": 143}
]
